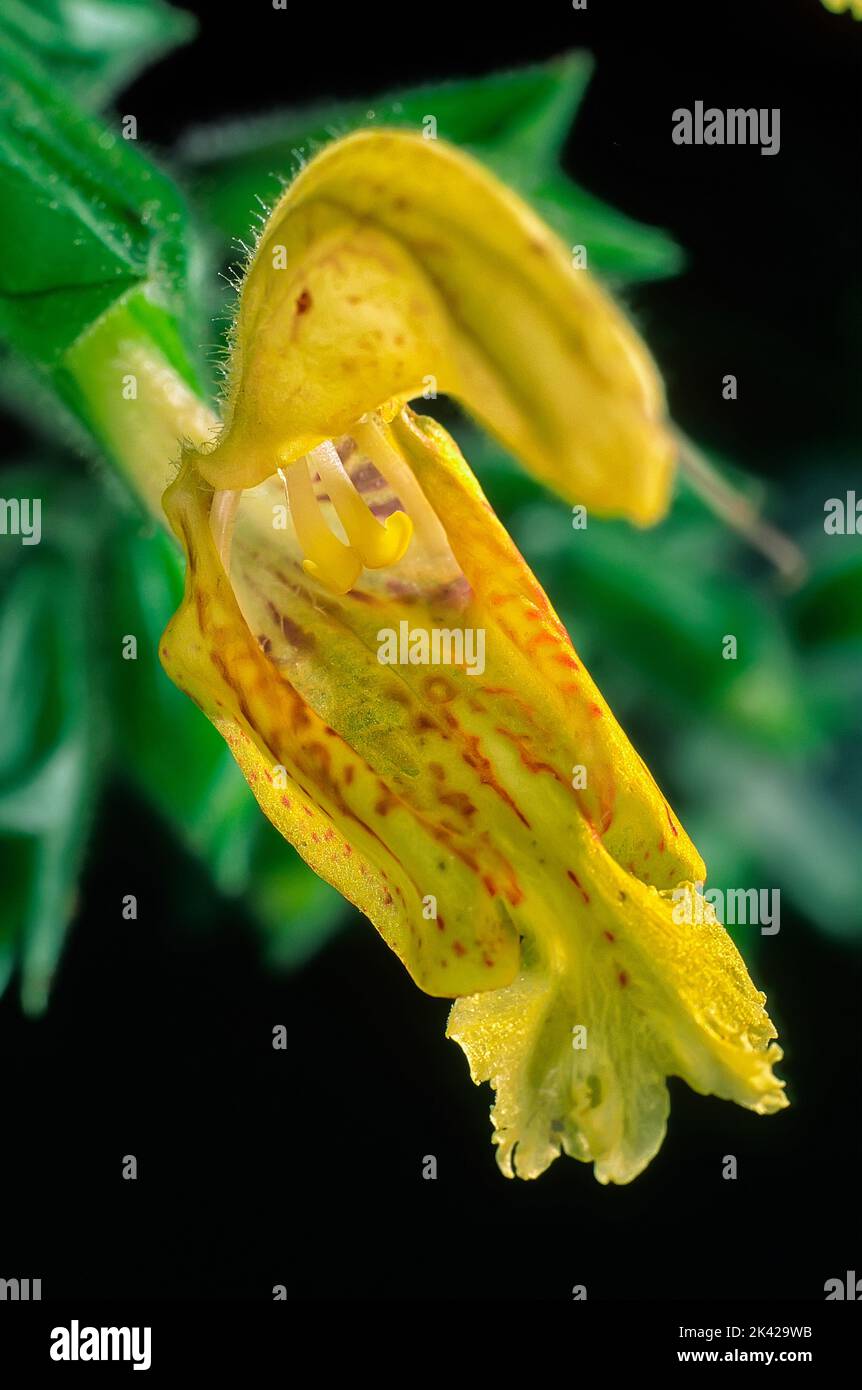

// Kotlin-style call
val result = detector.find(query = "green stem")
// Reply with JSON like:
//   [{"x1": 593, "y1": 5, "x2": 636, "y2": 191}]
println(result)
[{"x1": 63, "y1": 296, "x2": 218, "y2": 522}]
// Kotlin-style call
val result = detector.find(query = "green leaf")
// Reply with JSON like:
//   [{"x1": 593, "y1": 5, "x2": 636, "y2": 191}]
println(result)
[
  {"x1": 801, "y1": 642, "x2": 862, "y2": 737},
  {"x1": 793, "y1": 550, "x2": 862, "y2": 645},
  {"x1": 676, "y1": 733, "x2": 862, "y2": 944},
  {"x1": 179, "y1": 54, "x2": 681, "y2": 286},
  {"x1": 790, "y1": 547, "x2": 862, "y2": 736},
  {"x1": 0, "y1": 466, "x2": 109, "y2": 1011},
  {"x1": 0, "y1": 29, "x2": 191, "y2": 370},
  {"x1": 526, "y1": 172, "x2": 684, "y2": 283},
  {"x1": 0, "y1": 0, "x2": 195, "y2": 111},
  {"x1": 180, "y1": 54, "x2": 594, "y2": 193}
]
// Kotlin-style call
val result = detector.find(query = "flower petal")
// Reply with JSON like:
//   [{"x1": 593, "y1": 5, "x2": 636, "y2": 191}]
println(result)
[
  {"x1": 162, "y1": 407, "x2": 697, "y2": 996},
  {"x1": 162, "y1": 410, "x2": 785, "y2": 1183},
  {"x1": 390, "y1": 408, "x2": 703, "y2": 886},
  {"x1": 195, "y1": 129, "x2": 675, "y2": 524},
  {"x1": 161, "y1": 454, "x2": 521, "y2": 997},
  {"x1": 448, "y1": 840, "x2": 787, "y2": 1187}
]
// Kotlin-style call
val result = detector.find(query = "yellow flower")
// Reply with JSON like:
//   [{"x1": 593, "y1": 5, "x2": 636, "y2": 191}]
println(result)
[{"x1": 161, "y1": 130, "x2": 786, "y2": 1183}]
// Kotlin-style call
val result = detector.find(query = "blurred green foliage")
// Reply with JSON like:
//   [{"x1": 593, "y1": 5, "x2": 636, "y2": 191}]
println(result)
[
  {"x1": 0, "y1": 0, "x2": 195, "y2": 110},
  {"x1": 0, "y1": 467, "x2": 109, "y2": 1009},
  {"x1": 0, "y1": 0, "x2": 858, "y2": 1012},
  {"x1": 177, "y1": 52, "x2": 683, "y2": 289},
  {"x1": 0, "y1": 23, "x2": 192, "y2": 371}
]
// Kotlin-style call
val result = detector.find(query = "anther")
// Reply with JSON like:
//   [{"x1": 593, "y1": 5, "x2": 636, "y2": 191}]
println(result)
[
  {"x1": 283, "y1": 458, "x2": 363, "y2": 595},
  {"x1": 351, "y1": 414, "x2": 452, "y2": 565},
  {"x1": 309, "y1": 439, "x2": 413, "y2": 570}
]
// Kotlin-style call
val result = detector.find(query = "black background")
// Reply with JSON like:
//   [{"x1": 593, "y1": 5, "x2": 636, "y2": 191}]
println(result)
[{"x1": 1, "y1": 0, "x2": 860, "y2": 1303}]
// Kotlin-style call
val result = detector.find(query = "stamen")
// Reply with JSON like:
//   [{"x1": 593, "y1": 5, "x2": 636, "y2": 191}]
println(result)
[
  {"x1": 309, "y1": 439, "x2": 413, "y2": 569},
  {"x1": 351, "y1": 414, "x2": 453, "y2": 566},
  {"x1": 282, "y1": 458, "x2": 363, "y2": 595},
  {"x1": 231, "y1": 418, "x2": 456, "y2": 600},
  {"x1": 211, "y1": 488, "x2": 241, "y2": 572}
]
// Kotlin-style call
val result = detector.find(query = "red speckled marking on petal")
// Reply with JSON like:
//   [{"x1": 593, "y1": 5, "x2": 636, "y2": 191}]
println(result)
[{"x1": 566, "y1": 869, "x2": 590, "y2": 905}]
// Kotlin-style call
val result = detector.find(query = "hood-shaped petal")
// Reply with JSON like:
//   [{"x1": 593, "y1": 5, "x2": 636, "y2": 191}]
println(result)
[{"x1": 194, "y1": 129, "x2": 675, "y2": 524}]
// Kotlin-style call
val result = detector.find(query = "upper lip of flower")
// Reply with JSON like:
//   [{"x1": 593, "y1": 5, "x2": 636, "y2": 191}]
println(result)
[
  {"x1": 159, "y1": 129, "x2": 786, "y2": 1184},
  {"x1": 183, "y1": 125, "x2": 677, "y2": 604},
  {"x1": 190, "y1": 127, "x2": 676, "y2": 527}
]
